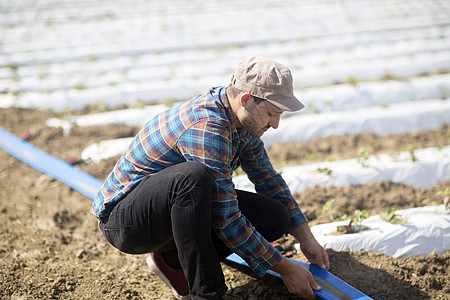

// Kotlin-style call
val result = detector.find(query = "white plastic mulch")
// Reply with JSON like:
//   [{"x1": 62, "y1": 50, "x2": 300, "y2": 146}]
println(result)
[
  {"x1": 262, "y1": 98, "x2": 450, "y2": 147},
  {"x1": 233, "y1": 146, "x2": 450, "y2": 192},
  {"x1": 78, "y1": 99, "x2": 450, "y2": 163},
  {"x1": 309, "y1": 205, "x2": 449, "y2": 258}
]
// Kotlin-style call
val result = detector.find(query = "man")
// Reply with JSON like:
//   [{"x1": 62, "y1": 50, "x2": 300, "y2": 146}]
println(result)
[{"x1": 92, "y1": 56, "x2": 330, "y2": 299}]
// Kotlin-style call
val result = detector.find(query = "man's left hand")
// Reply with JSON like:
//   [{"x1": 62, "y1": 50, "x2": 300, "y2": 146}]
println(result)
[{"x1": 292, "y1": 223, "x2": 330, "y2": 270}]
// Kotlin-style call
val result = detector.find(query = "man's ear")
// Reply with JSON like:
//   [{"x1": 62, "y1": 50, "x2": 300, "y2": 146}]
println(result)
[{"x1": 239, "y1": 92, "x2": 252, "y2": 108}]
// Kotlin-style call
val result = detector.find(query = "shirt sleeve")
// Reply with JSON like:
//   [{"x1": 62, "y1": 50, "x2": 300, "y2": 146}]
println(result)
[
  {"x1": 176, "y1": 120, "x2": 282, "y2": 276},
  {"x1": 239, "y1": 136, "x2": 308, "y2": 230}
]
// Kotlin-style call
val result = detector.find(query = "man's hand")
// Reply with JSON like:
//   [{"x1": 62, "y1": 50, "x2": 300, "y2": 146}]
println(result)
[
  {"x1": 271, "y1": 257, "x2": 321, "y2": 299},
  {"x1": 292, "y1": 223, "x2": 330, "y2": 270}
]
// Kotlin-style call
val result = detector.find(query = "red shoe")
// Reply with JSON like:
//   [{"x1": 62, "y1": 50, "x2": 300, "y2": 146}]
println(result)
[{"x1": 147, "y1": 253, "x2": 190, "y2": 299}]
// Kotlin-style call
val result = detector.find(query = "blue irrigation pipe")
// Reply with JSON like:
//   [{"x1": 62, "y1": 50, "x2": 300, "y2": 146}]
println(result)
[
  {"x1": 0, "y1": 126, "x2": 102, "y2": 199},
  {"x1": 226, "y1": 253, "x2": 373, "y2": 300},
  {"x1": 0, "y1": 126, "x2": 373, "y2": 300}
]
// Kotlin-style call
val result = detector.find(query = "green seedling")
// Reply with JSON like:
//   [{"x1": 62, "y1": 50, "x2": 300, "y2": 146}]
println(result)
[
  {"x1": 6, "y1": 63, "x2": 19, "y2": 72},
  {"x1": 308, "y1": 103, "x2": 320, "y2": 114},
  {"x1": 88, "y1": 101, "x2": 109, "y2": 113},
  {"x1": 406, "y1": 144, "x2": 418, "y2": 162},
  {"x1": 55, "y1": 105, "x2": 72, "y2": 120},
  {"x1": 347, "y1": 76, "x2": 360, "y2": 86},
  {"x1": 359, "y1": 146, "x2": 373, "y2": 159},
  {"x1": 421, "y1": 198, "x2": 440, "y2": 206},
  {"x1": 164, "y1": 97, "x2": 176, "y2": 107},
  {"x1": 322, "y1": 199, "x2": 335, "y2": 213},
  {"x1": 281, "y1": 161, "x2": 290, "y2": 168},
  {"x1": 317, "y1": 167, "x2": 332, "y2": 175},
  {"x1": 305, "y1": 152, "x2": 321, "y2": 160},
  {"x1": 330, "y1": 214, "x2": 348, "y2": 221},
  {"x1": 440, "y1": 88, "x2": 448, "y2": 100},
  {"x1": 422, "y1": 188, "x2": 449, "y2": 211},
  {"x1": 137, "y1": 99, "x2": 146, "y2": 109},
  {"x1": 358, "y1": 146, "x2": 374, "y2": 167},
  {"x1": 337, "y1": 209, "x2": 368, "y2": 234},
  {"x1": 322, "y1": 199, "x2": 348, "y2": 222},
  {"x1": 380, "y1": 208, "x2": 407, "y2": 224},
  {"x1": 436, "y1": 187, "x2": 450, "y2": 197},
  {"x1": 72, "y1": 83, "x2": 88, "y2": 90},
  {"x1": 437, "y1": 188, "x2": 450, "y2": 211}
]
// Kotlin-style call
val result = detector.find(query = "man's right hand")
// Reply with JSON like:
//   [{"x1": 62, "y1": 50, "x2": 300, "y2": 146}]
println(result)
[{"x1": 271, "y1": 256, "x2": 321, "y2": 299}]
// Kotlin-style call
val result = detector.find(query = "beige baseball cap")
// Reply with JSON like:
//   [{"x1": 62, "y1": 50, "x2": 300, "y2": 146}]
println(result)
[{"x1": 231, "y1": 56, "x2": 304, "y2": 111}]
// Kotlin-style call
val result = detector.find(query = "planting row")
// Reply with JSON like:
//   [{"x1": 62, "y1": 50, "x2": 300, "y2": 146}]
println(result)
[
  {"x1": 2, "y1": 0, "x2": 448, "y2": 47},
  {"x1": 234, "y1": 146, "x2": 450, "y2": 194},
  {"x1": 46, "y1": 97, "x2": 450, "y2": 147},
  {"x1": 310, "y1": 204, "x2": 449, "y2": 258},
  {"x1": 1, "y1": 0, "x2": 449, "y2": 112},
  {"x1": 1, "y1": 38, "x2": 449, "y2": 91}
]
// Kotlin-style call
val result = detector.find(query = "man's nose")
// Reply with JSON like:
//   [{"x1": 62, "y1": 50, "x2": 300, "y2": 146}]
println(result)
[{"x1": 269, "y1": 115, "x2": 280, "y2": 129}]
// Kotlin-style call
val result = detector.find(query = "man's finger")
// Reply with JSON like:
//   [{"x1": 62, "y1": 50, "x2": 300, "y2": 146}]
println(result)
[
  {"x1": 306, "y1": 268, "x2": 321, "y2": 293},
  {"x1": 322, "y1": 248, "x2": 330, "y2": 269}
]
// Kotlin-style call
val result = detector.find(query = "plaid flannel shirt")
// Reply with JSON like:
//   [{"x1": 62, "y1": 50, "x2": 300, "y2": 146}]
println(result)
[{"x1": 92, "y1": 86, "x2": 307, "y2": 276}]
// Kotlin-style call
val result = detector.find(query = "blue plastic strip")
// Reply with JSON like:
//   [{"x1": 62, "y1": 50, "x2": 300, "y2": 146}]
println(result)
[
  {"x1": 0, "y1": 126, "x2": 372, "y2": 300},
  {"x1": 286, "y1": 257, "x2": 373, "y2": 300},
  {"x1": 226, "y1": 253, "x2": 373, "y2": 300},
  {"x1": 226, "y1": 254, "x2": 340, "y2": 300},
  {"x1": 0, "y1": 127, "x2": 102, "y2": 201}
]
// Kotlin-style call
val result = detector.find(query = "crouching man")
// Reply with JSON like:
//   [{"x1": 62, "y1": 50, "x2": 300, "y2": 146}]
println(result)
[{"x1": 92, "y1": 56, "x2": 329, "y2": 299}]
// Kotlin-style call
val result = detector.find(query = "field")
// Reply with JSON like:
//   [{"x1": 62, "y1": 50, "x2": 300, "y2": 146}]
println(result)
[{"x1": 1, "y1": 0, "x2": 449, "y2": 299}]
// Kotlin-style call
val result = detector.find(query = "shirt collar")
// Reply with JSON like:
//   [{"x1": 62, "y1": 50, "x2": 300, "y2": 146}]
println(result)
[{"x1": 219, "y1": 86, "x2": 234, "y2": 125}]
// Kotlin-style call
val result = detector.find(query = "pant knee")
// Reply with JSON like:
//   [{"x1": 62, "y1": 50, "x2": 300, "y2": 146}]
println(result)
[
  {"x1": 177, "y1": 161, "x2": 216, "y2": 188},
  {"x1": 168, "y1": 162, "x2": 216, "y2": 208}
]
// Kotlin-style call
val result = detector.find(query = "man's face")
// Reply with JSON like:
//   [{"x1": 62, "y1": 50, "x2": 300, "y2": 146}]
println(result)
[{"x1": 240, "y1": 97, "x2": 283, "y2": 137}]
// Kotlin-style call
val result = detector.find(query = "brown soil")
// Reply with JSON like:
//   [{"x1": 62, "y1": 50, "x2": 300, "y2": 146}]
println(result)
[{"x1": 0, "y1": 107, "x2": 448, "y2": 299}]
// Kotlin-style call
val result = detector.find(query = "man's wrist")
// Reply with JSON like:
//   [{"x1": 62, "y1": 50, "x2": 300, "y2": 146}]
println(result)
[
  {"x1": 271, "y1": 256, "x2": 291, "y2": 276},
  {"x1": 292, "y1": 222, "x2": 315, "y2": 244}
]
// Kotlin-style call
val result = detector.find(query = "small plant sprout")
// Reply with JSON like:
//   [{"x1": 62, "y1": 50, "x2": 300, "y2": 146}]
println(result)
[
  {"x1": 437, "y1": 188, "x2": 450, "y2": 211},
  {"x1": 308, "y1": 103, "x2": 320, "y2": 114},
  {"x1": 337, "y1": 209, "x2": 369, "y2": 234},
  {"x1": 317, "y1": 167, "x2": 333, "y2": 175},
  {"x1": 359, "y1": 146, "x2": 374, "y2": 159},
  {"x1": 164, "y1": 97, "x2": 176, "y2": 107},
  {"x1": 322, "y1": 198, "x2": 335, "y2": 213},
  {"x1": 137, "y1": 99, "x2": 146, "y2": 108},
  {"x1": 422, "y1": 198, "x2": 440, "y2": 206},
  {"x1": 406, "y1": 144, "x2": 418, "y2": 162},
  {"x1": 72, "y1": 83, "x2": 88, "y2": 90},
  {"x1": 322, "y1": 198, "x2": 347, "y2": 221},
  {"x1": 380, "y1": 209, "x2": 407, "y2": 224},
  {"x1": 280, "y1": 161, "x2": 290, "y2": 168},
  {"x1": 88, "y1": 101, "x2": 109, "y2": 112},
  {"x1": 347, "y1": 76, "x2": 360, "y2": 87},
  {"x1": 358, "y1": 146, "x2": 373, "y2": 167},
  {"x1": 441, "y1": 88, "x2": 448, "y2": 100},
  {"x1": 305, "y1": 152, "x2": 321, "y2": 160}
]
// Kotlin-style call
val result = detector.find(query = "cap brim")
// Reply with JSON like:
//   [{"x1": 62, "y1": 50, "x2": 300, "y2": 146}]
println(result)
[{"x1": 267, "y1": 97, "x2": 305, "y2": 112}]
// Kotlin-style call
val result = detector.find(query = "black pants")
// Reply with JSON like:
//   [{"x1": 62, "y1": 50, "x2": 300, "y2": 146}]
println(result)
[{"x1": 99, "y1": 161, "x2": 290, "y2": 299}]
